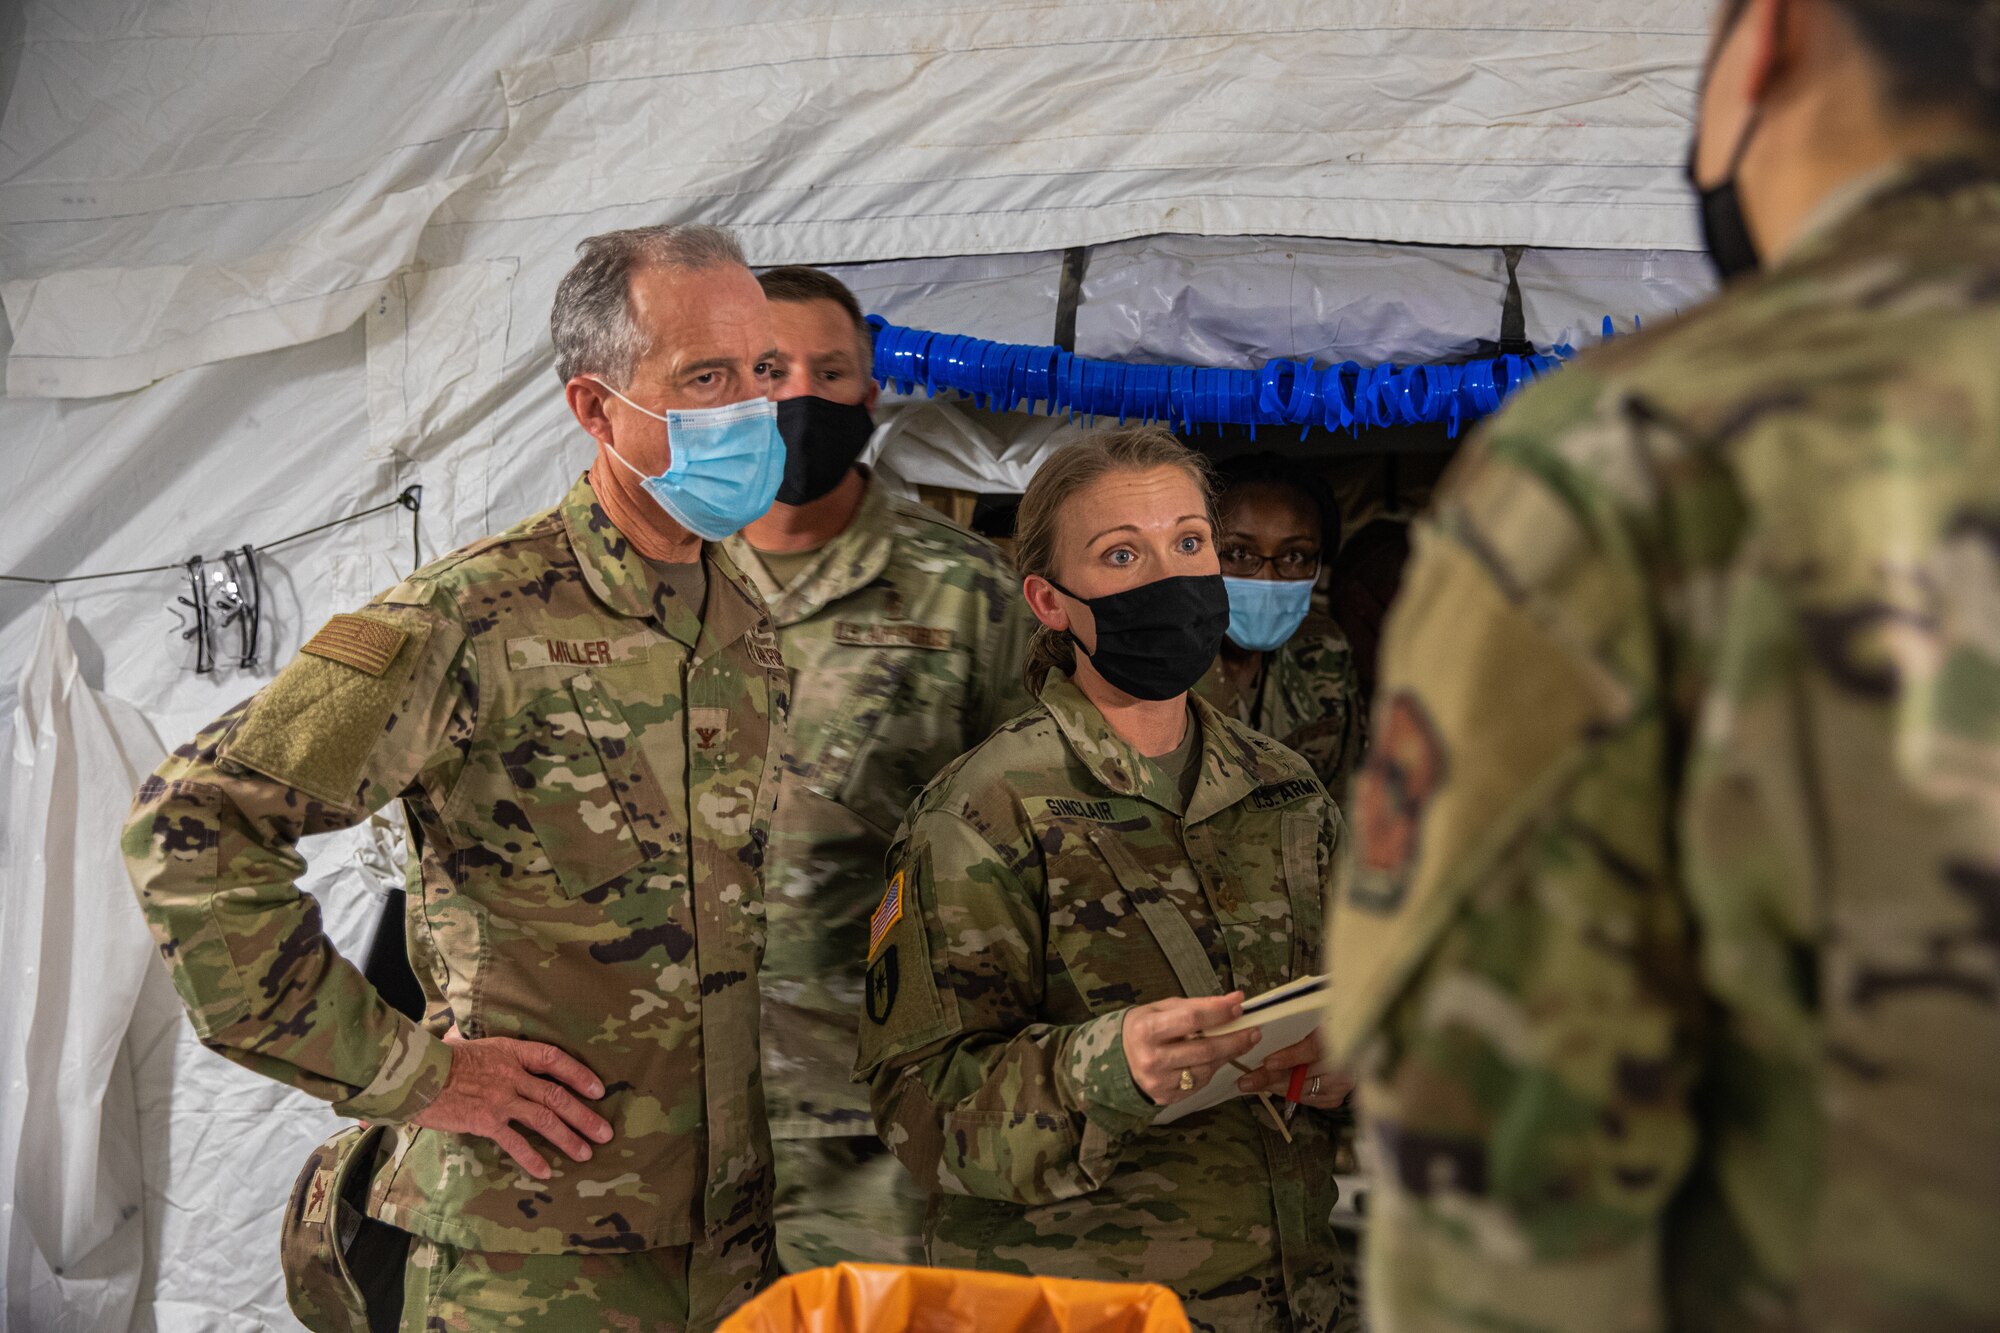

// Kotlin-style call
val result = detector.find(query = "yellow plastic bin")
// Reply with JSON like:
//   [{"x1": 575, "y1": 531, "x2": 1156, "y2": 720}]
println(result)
[{"x1": 718, "y1": 1264, "x2": 1192, "y2": 1333}]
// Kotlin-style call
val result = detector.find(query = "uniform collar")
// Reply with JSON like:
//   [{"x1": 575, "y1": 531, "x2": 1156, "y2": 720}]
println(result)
[
  {"x1": 694, "y1": 543, "x2": 773, "y2": 667},
  {"x1": 1785, "y1": 138, "x2": 2000, "y2": 268},
  {"x1": 1260, "y1": 638, "x2": 1315, "y2": 726},
  {"x1": 1194, "y1": 640, "x2": 1309, "y2": 730},
  {"x1": 559, "y1": 473, "x2": 769, "y2": 661},
  {"x1": 1193, "y1": 654, "x2": 1244, "y2": 720},
  {"x1": 1038, "y1": 674, "x2": 1279, "y2": 822},
  {"x1": 726, "y1": 472, "x2": 897, "y2": 627}
]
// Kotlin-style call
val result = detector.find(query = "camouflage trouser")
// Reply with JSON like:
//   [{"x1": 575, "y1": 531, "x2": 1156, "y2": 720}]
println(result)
[
  {"x1": 397, "y1": 1231, "x2": 777, "y2": 1333},
  {"x1": 772, "y1": 1135, "x2": 927, "y2": 1272}
]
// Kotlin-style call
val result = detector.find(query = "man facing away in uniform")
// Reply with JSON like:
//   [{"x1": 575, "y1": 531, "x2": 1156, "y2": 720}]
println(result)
[
  {"x1": 1327, "y1": 2, "x2": 2000, "y2": 1330},
  {"x1": 124, "y1": 223, "x2": 796, "y2": 1331},
  {"x1": 722, "y1": 266, "x2": 1035, "y2": 1270}
]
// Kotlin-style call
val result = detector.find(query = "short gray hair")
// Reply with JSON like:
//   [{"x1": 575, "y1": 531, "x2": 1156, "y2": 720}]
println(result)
[{"x1": 550, "y1": 224, "x2": 748, "y2": 386}]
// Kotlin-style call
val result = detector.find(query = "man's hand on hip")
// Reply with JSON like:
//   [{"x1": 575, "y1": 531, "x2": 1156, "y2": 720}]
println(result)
[{"x1": 406, "y1": 1034, "x2": 612, "y2": 1180}]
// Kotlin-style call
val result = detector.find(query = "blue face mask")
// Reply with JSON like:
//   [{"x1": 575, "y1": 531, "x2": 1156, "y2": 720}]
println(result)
[
  {"x1": 590, "y1": 381, "x2": 784, "y2": 540},
  {"x1": 1223, "y1": 574, "x2": 1314, "y2": 652}
]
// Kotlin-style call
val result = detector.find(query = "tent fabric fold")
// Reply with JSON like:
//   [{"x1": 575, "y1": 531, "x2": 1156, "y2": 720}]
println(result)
[{"x1": 1, "y1": 599, "x2": 164, "y2": 1332}]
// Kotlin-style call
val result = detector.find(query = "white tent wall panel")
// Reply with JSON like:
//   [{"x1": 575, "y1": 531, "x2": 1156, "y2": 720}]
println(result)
[
  {"x1": 365, "y1": 260, "x2": 521, "y2": 468},
  {"x1": 833, "y1": 251, "x2": 1071, "y2": 351},
  {"x1": 1078, "y1": 239, "x2": 1720, "y2": 370},
  {"x1": 1079, "y1": 236, "x2": 1515, "y2": 367},
  {"x1": 1517, "y1": 246, "x2": 1717, "y2": 348}
]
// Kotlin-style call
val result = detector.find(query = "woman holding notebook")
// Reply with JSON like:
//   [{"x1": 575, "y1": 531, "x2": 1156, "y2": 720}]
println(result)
[{"x1": 856, "y1": 428, "x2": 1355, "y2": 1333}]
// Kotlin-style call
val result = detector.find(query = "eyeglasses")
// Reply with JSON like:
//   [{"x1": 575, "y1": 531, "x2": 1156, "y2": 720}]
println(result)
[
  {"x1": 174, "y1": 544, "x2": 264, "y2": 675},
  {"x1": 1219, "y1": 547, "x2": 1320, "y2": 579}
]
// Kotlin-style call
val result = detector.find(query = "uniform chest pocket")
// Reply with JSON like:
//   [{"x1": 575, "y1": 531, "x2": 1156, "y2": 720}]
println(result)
[
  {"x1": 1040, "y1": 823, "x2": 1226, "y2": 1013},
  {"x1": 1181, "y1": 807, "x2": 1317, "y2": 996},
  {"x1": 798, "y1": 639, "x2": 965, "y2": 832},
  {"x1": 1208, "y1": 800, "x2": 1320, "y2": 976},
  {"x1": 504, "y1": 673, "x2": 672, "y2": 898}
]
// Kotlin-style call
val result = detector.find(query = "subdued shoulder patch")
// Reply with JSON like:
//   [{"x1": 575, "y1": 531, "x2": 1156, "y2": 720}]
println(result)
[
  {"x1": 865, "y1": 944, "x2": 900, "y2": 1025},
  {"x1": 1348, "y1": 692, "x2": 1448, "y2": 915},
  {"x1": 834, "y1": 621, "x2": 955, "y2": 651},
  {"x1": 1211, "y1": 711, "x2": 1311, "y2": 785},
  {"x1": 746, "y1": 632, "x2": 785, "y2": 671},
  {"x1": 868, "y1": 871, "x2": 905, "y2": 961},
  {"x1": 302, "y1": 614, "x2": 407, "y2": 677}
]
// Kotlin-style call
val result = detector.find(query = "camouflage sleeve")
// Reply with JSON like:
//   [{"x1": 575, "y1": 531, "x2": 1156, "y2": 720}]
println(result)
[
  {"x1": 1319, "y1": 789, "x2": 1345, "y2": 945},
  {"x1": 1326, "y1": 427, "x2": 1702, "y2": 1331},
  {"x1": 122, "y1": 592, "x2": 472, "y2": 1122},
  {"x1": 1331, "y1": 634, "x2": 1366, "y2": 783},
  {"x1": 857, "y1": 807, "x2": 1158, "y2": 1205},
  {"x1": 1294, "y1": 621, "x2": 1367, "y2": 795},
  {"x1": 973, "y1": 565, "x2": 1038, "y2": 735}
]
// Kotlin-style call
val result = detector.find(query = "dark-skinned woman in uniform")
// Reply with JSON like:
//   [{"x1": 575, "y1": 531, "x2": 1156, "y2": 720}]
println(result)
[{"x1": 1194, "y1": 454, "x2": 1366, "y2": 798}]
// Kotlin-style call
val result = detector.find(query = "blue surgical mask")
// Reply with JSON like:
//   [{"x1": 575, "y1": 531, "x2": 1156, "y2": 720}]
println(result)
[
  {"x1": 590, "y1": 381, "x2": 784, "y2": 540},
  {"x1": 1223, "y1": 574, "x2": 1314, "y2": 652}
]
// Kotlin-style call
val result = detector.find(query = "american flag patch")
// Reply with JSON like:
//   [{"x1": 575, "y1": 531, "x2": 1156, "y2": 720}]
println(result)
[
  {"x1": 302, "y1": 613, "x2": 406, "y2": 677},
  {"x1": 868, "y1": 871, "x2": 905, "y2": 961}
]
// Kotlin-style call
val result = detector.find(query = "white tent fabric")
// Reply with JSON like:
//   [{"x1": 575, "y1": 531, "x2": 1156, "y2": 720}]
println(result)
[
  {"x1": 1, "y1": 600, "x2": 161, "y2": 1331},
  {"x1": 3, "y1": 1, "x2": 1709, "y2": 398},
  {"x1": 0, "y1": 2, "x2": 1716, "y2": 1327}
]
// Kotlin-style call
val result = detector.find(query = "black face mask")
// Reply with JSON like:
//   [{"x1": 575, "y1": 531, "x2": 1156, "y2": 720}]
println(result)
[
  {"x1": 1046, "y1": 573, "x2": 1230, "y2": 702},
  {"x1": 774, "y1": 396, "x2": 875, "y2": 506},
  {"x1": 1687, "y1": 7, "x2": 1764, "y2": 281},
  {"x1": 1688, "y1": 109, "x2": 1764, "y2": 282}
]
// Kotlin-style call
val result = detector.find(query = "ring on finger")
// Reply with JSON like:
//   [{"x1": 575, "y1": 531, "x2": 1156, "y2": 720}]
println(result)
[
  {"x1": 1178, "y1": 1067, "x2": 1196, "y2": 1093},
  {"x1": 1308, "y1": 1075, "x2": 1322, "y2": 1099}
]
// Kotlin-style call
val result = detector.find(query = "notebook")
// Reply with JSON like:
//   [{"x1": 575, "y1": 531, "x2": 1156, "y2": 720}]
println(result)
[{"x1": 1151, "y1": 973, "x2": 1331, "y2": 1125}]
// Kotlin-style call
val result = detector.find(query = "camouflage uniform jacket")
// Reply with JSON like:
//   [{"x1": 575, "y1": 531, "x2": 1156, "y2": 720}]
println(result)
[
  {"x1": 1327, "y1": 149, "x2": 2000, "y2": 1332},
  {"x1": 123, "y1": 474, "x2": 788, "y2": 1256},
  {"x1": 1195, "y1": 609, "x2": 1366, "y2": 795},
  {"x1": 723, "y1": 479, "x2": 1033, "y2": 1140},
  {"x1": 857, "y1": 674, "x2": 1349, "y2": 1333}
]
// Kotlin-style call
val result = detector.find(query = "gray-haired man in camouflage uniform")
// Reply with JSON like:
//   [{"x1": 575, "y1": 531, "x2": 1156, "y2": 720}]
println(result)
[
  {"x1": 124, "y1": 224, "x2": 793, "y2": 1332},
  {"x1": 1327, "y1": 2, "x2": 2000, "y2": 1329},
  {"x1": 722, "y1": 267, "x2": 1034, "y2": 1270}
]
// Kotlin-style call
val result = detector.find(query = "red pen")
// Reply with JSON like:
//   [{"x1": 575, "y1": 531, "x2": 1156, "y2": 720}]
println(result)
[{"x1": 1282, "y1": 1064, "x2": 1310, "y2": 1125}]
